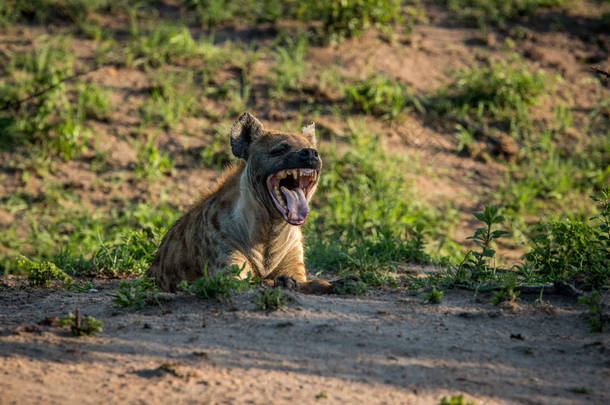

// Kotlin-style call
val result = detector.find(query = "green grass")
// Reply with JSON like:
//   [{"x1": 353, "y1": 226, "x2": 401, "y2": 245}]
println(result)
[
  {"x1": 345, "y1": 74, "x2": 424, "y2": 120},
  {"x1": 140, "y1": 71, "x2": 197, "y2": 128},
  {"x1": 305, "y1": 122, "x2": 460, "y2": 277},
  {"x1": 133, "y1": 137, "x2": 174, "y2": 180},
  {"x1": 432, "y1": 54, "x2": 547, "y2": 137},
  {"x1": 126, "y1": 22, "x2": 230, "y2": 68},
  {"x1": 270, "y1": 34, "x2": 308, "y2": 96},
  {"x1": 0, "y1": 36, "x2": 76, "y2": 149},
  {"x1": 0, "y1": 190, "x2": 177, "y2": 276}
]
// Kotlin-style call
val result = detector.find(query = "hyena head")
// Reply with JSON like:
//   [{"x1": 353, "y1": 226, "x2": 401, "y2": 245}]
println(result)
[{"x1": 229, "y1": 112, "x2": 321, "y2": 226}]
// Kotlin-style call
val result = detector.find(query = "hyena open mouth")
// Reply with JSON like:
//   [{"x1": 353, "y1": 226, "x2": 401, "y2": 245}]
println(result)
[{"x1": 266, "y1": 168, "x2": 318, "y2": 225}]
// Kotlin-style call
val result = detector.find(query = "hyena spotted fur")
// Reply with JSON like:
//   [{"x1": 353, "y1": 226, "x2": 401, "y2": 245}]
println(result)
[{"x1": 147, "y1": 112, "x2": 349, "y2": 294}]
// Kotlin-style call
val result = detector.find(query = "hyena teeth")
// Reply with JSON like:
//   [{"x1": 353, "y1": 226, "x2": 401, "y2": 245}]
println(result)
[{"x1": 278, "y1": 171, "x2": 287, "y2": 179}]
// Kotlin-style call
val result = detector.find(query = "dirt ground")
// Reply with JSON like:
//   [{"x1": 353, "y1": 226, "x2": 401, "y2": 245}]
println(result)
[{"x1": 1, "y1": 277, "x2": 609, "y2": 405}]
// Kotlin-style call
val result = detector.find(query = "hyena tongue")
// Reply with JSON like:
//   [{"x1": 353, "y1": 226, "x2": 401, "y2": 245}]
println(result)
[{"x1": 280, "y1": 186, "x2": 309, "y2": 222}]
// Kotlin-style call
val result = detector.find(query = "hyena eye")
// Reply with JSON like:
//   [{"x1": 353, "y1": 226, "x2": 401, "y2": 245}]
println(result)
[{"x1": 269, "y1": 142, "x2": 290, "y2": 156}]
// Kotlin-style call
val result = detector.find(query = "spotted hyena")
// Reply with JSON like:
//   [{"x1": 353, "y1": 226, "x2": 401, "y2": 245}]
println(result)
[{"x1": 147, "y1": 112, "x2": 347, "y2": 293}]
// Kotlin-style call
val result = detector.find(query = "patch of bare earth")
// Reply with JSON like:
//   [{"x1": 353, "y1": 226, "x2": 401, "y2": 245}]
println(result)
[{"x1": 1, "y1": 279, "x2": 609, "y2": 404}]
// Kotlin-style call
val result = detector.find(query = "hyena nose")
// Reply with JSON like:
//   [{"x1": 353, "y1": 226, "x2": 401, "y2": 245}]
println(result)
[{"x1": 297, "y1": 148, "x2": 319, "y2": 163}]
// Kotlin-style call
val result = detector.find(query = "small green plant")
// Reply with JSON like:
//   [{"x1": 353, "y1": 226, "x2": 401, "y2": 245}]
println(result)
[
  {"x1": 456, "y1": 205, "x2": 509, "y2": 282},
  {"x1": 59, "y1": 308, "x2": 103, "y2": 336},
  {"x1": 254, "y1": 288, "x2": 286, "y2": 311},
  {"x1": 578, "y1": 290, "x2": 606, "y2": 333},
  {"x1": 438, "y1": 394, "x2": 475, "y2": 405},
  {"x1": 422, "y1": 288, "x2": 443, "y2": 304},
  {"x1": 333, "y1": 277, "x2": 368, "y2": 295},
  {"x1": 114, "y1": 277, "x2": 160, "y2": 309},
  {"x1": 490, "y1": 282, "x2": 520, "y2": 305},
  {"x1": 17, "y1": 256, "x2": 73, "y2": 287},
  {"x1": 75, "y1": 83, "x2": 111, "y2": 121},
  {"x1": 134, "y1": 138, "x2": 174, "y2": 180},
  {"x1": 345, "y1": 74, "x2": 424, "y2": 120},
  {"x1": 52, "y1": 121, "x2": 90, "y2": 161},
  {"x1": 179, "y1": 263, "x2": 250, "y2": 300}
]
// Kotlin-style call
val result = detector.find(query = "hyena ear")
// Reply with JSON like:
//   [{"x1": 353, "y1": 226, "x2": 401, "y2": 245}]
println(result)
[
  {"x1": 301, "y1": 122, "x2": 316, "y2": 147},
  {"x1": 229, "y1": 112, "x2": 264, "y2": 159}
]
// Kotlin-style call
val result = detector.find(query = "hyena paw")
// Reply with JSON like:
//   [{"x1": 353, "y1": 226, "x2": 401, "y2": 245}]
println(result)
[{"x1": 274, "y1": 275, "x2": 299, "y2": 290}]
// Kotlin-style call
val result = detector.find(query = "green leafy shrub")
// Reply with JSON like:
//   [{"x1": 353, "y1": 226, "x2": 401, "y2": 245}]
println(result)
[
  {"x1": 114, "y1": 277, "x2": 160, "y2": 309},
  {"x1": 454, "y1": 205, "x2": 509, "y2": 283},
  {"x1": 17, "y1": 256, "x2": 73, "y2": 287},
  {"x1": 520, "y1": 188, "x2": 609, "y2": 290},
  {"x1": 179, "y1": 264, "x2": 250, "y2": 300}
]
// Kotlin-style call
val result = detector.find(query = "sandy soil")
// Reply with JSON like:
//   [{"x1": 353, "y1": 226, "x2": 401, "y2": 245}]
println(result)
[{"x1": 1, "y1": 278, "x2": 609, "y2": 405}]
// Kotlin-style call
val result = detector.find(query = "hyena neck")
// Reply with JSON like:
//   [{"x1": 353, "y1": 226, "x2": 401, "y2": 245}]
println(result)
[{"x1": 232, "y1": 167, "x2": 289, "y2": 245}]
